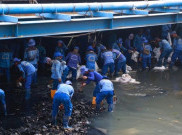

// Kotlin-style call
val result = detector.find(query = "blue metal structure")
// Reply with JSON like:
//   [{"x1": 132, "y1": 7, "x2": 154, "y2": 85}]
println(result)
[{"x1": 0, "y1": 0, "x2": 182, "y2": 39}]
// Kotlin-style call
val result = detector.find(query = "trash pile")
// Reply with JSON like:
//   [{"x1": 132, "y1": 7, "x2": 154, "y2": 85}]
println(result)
[
  {"x1": 0, "y1": 90, "x2": 96, "y2": 135},
  {"x1": 114, "y1": 74, "x2": 140, "y2": 84}
]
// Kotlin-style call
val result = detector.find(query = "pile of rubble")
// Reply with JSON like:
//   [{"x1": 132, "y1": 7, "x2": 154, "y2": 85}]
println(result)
[{"x1": 0, "y1": 90, "x2": 97, "y2": 135}]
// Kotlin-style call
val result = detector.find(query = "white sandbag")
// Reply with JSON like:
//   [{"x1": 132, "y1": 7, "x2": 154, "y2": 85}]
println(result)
[
  {"x1": 153, "y1": 47, "x2": 161, "y2": 61},
  {"x1": 131, "y1": 51, "x2": 139, "y2": 62},
  {"x1": 95, "y1": 62, "x2": 99, "y2": 72},
  {"x1": 153, "y1": 66, "x2": 168, "y2": 71},
  {"x1": 126, "y1": 65, "x2": 132, "y2": 71},
  {"x1": 115, "y1": 74, "x2": 140, "y2": 84},
  {"x1": 68, "y1": 64, "x2": 99, "y2": 80},
  {"x1": 167, "y1": 52, "x2": 173, "y2": 63},
  {"x1": 167, "y1": 32, "x2": 172, "y2": 45}
]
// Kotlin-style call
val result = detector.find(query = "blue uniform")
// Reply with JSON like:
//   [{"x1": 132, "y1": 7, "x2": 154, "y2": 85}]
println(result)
[
  {"x1": 96, "y1": 79, "x2": 114, "y2": 112},
  {"x1": 66, "y1": 52, "x2": 81, "y2": 80},
  {"x1": 0, "y1": 89, "x2": 6, "y2": 105},
  {"x1": 140, "y1": 44, "x2": 152, "y2": 70},
  {"x1": 101, "y1": 51, "x2": 115, "y2": 75},
  {"x1": 171, "y1": 38, "x2": 182, "y2": 66},
  {"x1": 85, "y1": 71, "x2": 103, "y2": 97},
  {"x1": 37, "y1": 45, "x2": 46, "y2": 72},
  {"x1": 51, "y1": 60, "x2": 66, "y2": 89},
  {"x1": 85, "y1": 51, "x2": 97, "y2": 70},
  {"x1": 134, "y1": 34, "x2": 143, "y2": 53},
  {"x1": 162, "y1": 24, "x2": 171, "y2": 39},
  {"x1": 112, "y1": 49, "x2": 126, "y2": 75},
  {"x1": 24, "y1": 47, "x2": 39, "y2": 84},
  {"x1": 0, "y1": 89, "x2": 6, "y2": 115},
  {"x1": 158, "y1": 39, "x2": 172, "y2": 67},
  {"x1": 52, "y1": 84, "x2": 74, "y2": 117},
  {"x1": 96, "y1": 44, "x2": 106, "y2": 68},
  {"x1": 125, "y1": 38, "x2": 134, "y2": 65},
  {"x1": 18, "y1": 61, "x2": 36, "y2": 100},
  {"x1": 0, "y1": 51, "x2": 12, "y2": 83}
]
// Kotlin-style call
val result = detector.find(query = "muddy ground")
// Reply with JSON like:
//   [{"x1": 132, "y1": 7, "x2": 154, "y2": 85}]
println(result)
[{"x1": 0, "y1": 76, "x2": 105, "y2": 135}]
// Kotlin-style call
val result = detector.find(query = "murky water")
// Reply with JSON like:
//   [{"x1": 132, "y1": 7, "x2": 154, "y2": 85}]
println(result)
[{"x1": 85, "y1": 69, "x2": 182, "y2": 135}]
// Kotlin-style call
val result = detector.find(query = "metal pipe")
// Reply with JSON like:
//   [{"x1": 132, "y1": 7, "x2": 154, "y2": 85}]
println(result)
[{"x1": 0, "y1": 0, "x2": 182, "y2": 14}]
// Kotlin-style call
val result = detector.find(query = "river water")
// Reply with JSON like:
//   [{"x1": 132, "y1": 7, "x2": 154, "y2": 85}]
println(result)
[{"x1": 85, "y1": 69, "x2": 182, "y2": 135}]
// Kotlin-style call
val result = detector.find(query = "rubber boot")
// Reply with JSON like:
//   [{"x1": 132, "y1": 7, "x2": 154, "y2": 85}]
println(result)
[
  {"x1": 25, "y1": 88, "x2": 31, "y2": 100},
  {"x1": 92, "y1": 97, "x2": 96, "y2": 109},
  {"x1": 108, "y1": 104, "x2": 113, "y2": 112},
  {"x1": 63, "y1": 116, "x2": 73, "y2": 130},
  {"x1": 96, "y1": 104, "x2": 100, "y2": 112},
  {"x1": 51, "y1": 116, "x2": 57, "y2": 125}
]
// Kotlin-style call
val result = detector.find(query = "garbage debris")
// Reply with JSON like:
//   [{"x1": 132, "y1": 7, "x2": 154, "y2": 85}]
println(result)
[
  {"x1": 153, "y1": 66, "x2": 168, "y2": 71},
  {"x1": 114, "y1": 74, "x2": 140, "y2": 84},
  {"x1": 0, "y1": 88, "x2": 96, "y2": 135}
]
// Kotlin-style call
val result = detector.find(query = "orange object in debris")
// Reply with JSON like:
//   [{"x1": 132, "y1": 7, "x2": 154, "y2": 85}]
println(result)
[{"x1": 51, "y1": 89, "x2": 56, "y2": 99}]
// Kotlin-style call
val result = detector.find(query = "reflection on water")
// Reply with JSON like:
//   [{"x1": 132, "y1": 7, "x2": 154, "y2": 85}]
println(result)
[{"x1": 86, "y1": 69, "x2": 182, "y2": 135}]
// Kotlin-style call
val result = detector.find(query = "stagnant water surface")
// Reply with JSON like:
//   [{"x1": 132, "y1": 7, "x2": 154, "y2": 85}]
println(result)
[{"x1": 86, "y1": 69, "x2": 182, "y2": 135}]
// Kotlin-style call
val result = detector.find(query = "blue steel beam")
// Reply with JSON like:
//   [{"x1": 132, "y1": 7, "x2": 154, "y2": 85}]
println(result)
[
  {"x1": 0, "y1": 1, "x2": 182, "y2": 14},
  {"x1": 0, "y1": 12, "x2": 182, "y2": 39},
  {"x1": 0, "y1": 15, "x2": 18, "y2": 23},
  {"x1": 36, "y1": 13, "x2": 71, "y2": 21},
  {"x1": 114, "y1": 9, "x2": 149, "y2": 15},
  {"x1": 152, "y1": 8, "x2": 181, "y2": 13},
  {"x1": 78, "y1": 11, "x2": 113, "y2": 18}
]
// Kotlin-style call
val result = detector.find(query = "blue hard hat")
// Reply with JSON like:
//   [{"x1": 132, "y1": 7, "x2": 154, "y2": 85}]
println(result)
[
  {"x1": 87, "y1": 46, "x2": 94, "y2": 51},
  {"x1": 54, "y1": 52, "x2": 63, "y2": 58},
  {"x1": 13, "y1": 57, "x2": 21, "y2": 62},
  {"x1": 58, "y1": 40, "x2": 64, "y2": 44},
  {"x1": 142, "y1": 37, "x2": 148, "y2": 44},
  {"x1": 28, "y1": 39, "x2": 36, "y2": 47},
  {"x1": 80, "y1": 66, "x2": 88, "y2": 75},
  {"x1": 44, "y1": 57, "x2": 51, "y2": 64},
  {"x1": 100, "y1": 45, "x2": 106, "y2": 50},
  {"x1": 117, "y1": 38, "x2": 123, "y2": 44},
  {"x1": 65, "y1": 80, "x2": 72, "y2": 85},
  {"x1": 74, "y1": 46, "x2": 79, "y2": 50}
]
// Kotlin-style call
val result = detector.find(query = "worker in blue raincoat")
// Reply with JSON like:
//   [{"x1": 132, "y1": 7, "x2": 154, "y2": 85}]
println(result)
[
  {"x1": 112, "y1": 49, "x2": 126, "y2": 76},
  {"x1": 36, "y1": 42, "x2": 46, "y2": 74},
  {"x1": 54, "y1": 40, "x2": 68, "y2": 60},
  {"x1": 101, "y1": 47, "x2": 115, "y2": 76},
  {"x1": 155, "y1": 38, "x2": 172, "y2": 67},
  {"x1": 134, "y1": 29, "x2": 144, "y2": 53},
  {"x1": 125, "y1": 33, "x2": 134, "y2": 66},
  {"x1": 170, "y1": 31, "x2": 182, "y2": 67},
  {"x1": 51, "y1": 52, "x2": 67, "y2": 98},
  {"x1": 52, "y1": 80, "x2": 74, "y2": 129},
  {"x1": 81, "y1": 66, "x2": 103, "y2": 107},
  {"x1": 161, "y1": 24, "x2": 171, "y2": 40},
  {"x1": 0, "y1": 89, "x2": 7, "y2": 116},
  {"x1": 96, "y1": 44, "x2": 106, "y2": 68},
  {"x1": 65, "y1": 46, "x2": 81, "y2": 81},
  {"x1": 13, "y1": 58, "x2": 36, "y2": 100},
  {"x1": 112, "y1": 38, "x2": 127, "y2": 53},
  {"x1": 85, "y1": 46, "x2": 98, "y2": 70},
  {"x1": 139, "y1": 37, "x2": 152, "y2": 71},
  {"x1": 24, "y1": 39, "x2": 39, "y2": 84},
  {"x1": 96, "y1": 78, "x2": 114, "y2": 112},
  {"x1": 0, "y1": 45, "x2": 13, "y2": 83}
]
